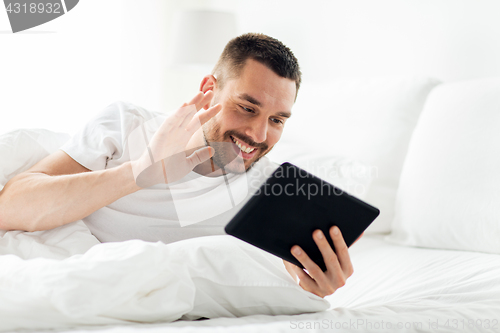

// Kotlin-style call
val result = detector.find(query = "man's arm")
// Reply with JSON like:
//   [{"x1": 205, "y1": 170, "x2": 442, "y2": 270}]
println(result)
[
  {"x1": 0, "y1": 91, "x2": 222, "y2": 232},
  {"x1": 0, "y1": 150, "x2": 140, "y2": 232}
]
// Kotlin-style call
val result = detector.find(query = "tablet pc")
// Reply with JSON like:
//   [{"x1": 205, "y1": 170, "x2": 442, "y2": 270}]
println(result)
[{"x1": 224, "y1": 162, "x2": 380, "y2": 271}]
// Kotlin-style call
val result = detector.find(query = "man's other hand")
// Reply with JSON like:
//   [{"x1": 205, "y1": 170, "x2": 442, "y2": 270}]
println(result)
[{"x1": 283, "y1": 226, "x2": 358, "y2": 298}]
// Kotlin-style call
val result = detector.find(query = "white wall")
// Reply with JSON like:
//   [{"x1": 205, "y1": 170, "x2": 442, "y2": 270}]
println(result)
[
  {"x1": 0, "y1": 0, "x2": 123, "y2": 135},
  {"x1": 222, "y1": 0, "x2": 500, "y2": 83},
  {"x1": 1, "y1": 0, "x2": 500, "y2": 136}
]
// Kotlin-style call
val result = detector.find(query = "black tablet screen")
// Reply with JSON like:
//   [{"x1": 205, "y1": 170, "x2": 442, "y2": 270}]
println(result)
[{"x1": 225, "y1": 162, "x2": 380, "y2": 271}]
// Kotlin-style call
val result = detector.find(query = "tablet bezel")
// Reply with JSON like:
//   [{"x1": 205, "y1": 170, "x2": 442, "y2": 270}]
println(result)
[{"x1": 224, "y1": 162, "x2": 380, "y2": 271}]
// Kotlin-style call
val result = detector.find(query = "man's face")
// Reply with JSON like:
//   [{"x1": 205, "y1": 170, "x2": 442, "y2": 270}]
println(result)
[{"x1": 203, "y1": 59, "x2": 296, "y2": 173}]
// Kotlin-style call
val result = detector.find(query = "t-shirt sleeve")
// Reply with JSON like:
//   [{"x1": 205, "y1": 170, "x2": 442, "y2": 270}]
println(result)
[{"x1": 60, "y1": 101, "x2": 127, "y2": 171}]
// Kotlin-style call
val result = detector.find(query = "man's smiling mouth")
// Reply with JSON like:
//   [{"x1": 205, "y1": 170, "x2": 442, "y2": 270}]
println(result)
[{"x1": 230, "y1": 135, "x2": 256, "y2": 153}]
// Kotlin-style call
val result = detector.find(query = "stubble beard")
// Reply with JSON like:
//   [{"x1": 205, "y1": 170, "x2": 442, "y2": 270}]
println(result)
[{"x1": 202, "y1": 118, "x2": 270, "y2": 174}]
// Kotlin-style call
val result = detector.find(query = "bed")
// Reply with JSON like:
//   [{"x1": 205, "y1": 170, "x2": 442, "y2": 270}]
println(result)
[
  {"x1": 1, "y1": 76, "x2": 499, "y2": 332},
  {"x1": 1, "y1": 227, "x2": 499, "y2": 333}
]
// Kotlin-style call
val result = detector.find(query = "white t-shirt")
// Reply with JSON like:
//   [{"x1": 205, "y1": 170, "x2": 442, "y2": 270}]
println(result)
[{"x1": 61, "y1": 101, "x2": 279, "y2": 243}]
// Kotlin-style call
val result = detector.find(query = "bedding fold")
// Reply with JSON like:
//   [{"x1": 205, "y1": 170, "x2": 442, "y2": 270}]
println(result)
[{"x1": 0, "y1": 230, "x2": 328, "y2": 332}]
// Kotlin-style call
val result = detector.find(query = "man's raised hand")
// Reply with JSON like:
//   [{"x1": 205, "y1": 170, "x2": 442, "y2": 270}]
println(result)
[{"x1": 129, "y1": 91, "x2": 222, "y2": 188}]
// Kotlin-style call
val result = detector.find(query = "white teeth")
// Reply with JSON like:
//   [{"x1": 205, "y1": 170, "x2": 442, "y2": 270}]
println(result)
[{"x1": 232, "y1": 137, "x2": 255, "y2": 154}]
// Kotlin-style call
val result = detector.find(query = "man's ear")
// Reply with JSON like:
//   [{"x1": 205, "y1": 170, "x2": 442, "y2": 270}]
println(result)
[{"x1": 199, "y1": 75, "x2": 217, "y2": 110}]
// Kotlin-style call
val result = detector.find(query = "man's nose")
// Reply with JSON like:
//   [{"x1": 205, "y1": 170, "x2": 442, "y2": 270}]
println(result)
[{"x1": 245, "y1": 117, "x2": 268, "y2": 144}]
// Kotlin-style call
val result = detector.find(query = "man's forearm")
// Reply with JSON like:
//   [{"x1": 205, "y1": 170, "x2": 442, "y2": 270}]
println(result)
[{"x1": 0, "y1": 162, "x2": 140, "y2": 232}]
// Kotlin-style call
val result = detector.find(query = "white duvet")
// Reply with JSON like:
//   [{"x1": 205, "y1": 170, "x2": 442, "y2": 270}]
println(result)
[
  {"x1": 124, "y1": 235, "x2": 500, "y2": 333},
  {"x1": 0, "y1": 221, "x2": 329, "y2": 332},
  {"x1": 1, "y1": 221, "x2": 500, "y2": 333}
]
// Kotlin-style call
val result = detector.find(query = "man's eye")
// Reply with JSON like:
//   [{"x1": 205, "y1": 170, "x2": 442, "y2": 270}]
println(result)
[
  {"x1": 271, "y1": 118, "x2": 283, "y2": 125},
  {"x1": 241, "y1": 106, "x2": 254, "y2": 113}
]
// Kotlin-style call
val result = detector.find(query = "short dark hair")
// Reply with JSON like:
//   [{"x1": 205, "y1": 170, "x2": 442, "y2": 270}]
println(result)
[{"x1": 212, "y1": 33, "x2": 301, "y2": 98}]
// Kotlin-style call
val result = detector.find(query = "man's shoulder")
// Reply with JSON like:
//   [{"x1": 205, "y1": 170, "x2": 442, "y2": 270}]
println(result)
[
  {"x1": 92, "y1": 101, "x2": 168, "y2": 137},
  {"x1": 101, "y1": 100, "x2": 163, "y2": 120}
]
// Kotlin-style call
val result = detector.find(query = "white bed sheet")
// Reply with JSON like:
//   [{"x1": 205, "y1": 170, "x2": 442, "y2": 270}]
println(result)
[
  {"x1": 97, "y1": 235, "x2": 500, "y2": 333},
  {"x1": 1, "y1": 223, "x2": 499, "y2": 333},
  {"x1": 58, "y1": 234, "x2": 500, "y2": 333}
]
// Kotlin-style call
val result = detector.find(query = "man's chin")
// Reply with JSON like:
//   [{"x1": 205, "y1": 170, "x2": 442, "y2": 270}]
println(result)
[
  {"x1": 208, "y1": 139, "x2": 271, "y2": 174},
  {"x1": 222, "y1": 158, "x2": 251, "y2": 174},
  {"x1": 219, "y1": 154, "x2": 262, "y2": 174}
]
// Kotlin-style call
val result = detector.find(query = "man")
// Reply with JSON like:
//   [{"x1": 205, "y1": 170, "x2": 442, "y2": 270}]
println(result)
[{"x1": 0, "y1": 33, "x2": 353, "y2": 298}]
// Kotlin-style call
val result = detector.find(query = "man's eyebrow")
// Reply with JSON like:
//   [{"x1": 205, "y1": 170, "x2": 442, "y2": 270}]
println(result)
[
  {"x1": 237, "y1": 93, "x2": 292, "y2": 118},
  {"x1": 277, "y1": 111, "x2": 292, "y2": 119},
  {"x1": 238, "y1": 93, "x2": 262, "y2": 107}
]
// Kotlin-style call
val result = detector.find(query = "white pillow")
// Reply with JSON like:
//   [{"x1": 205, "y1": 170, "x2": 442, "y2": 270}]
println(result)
[
  {"x1": 269, "y1": 77, "x2": 440, "y2": 233},
  {"x1": 0, "y1": 128, "x2": 70, "y2": 190},
  {"x1": 386, "y1": 78, "x2": 500, "y2": 253},
  {"x1": 177, "y1": 235, "x2": 329, "y2": 320},
  {"x1": 268, "y1": 142, "x2": 373, "y2": 199},
  {"x1": 0, "y1": 220, "x2": 100, "y2": 260}
]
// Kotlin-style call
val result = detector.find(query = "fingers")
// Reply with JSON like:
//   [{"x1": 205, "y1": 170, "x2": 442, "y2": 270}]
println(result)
[
  {"x1": 186, "y1": 92, "x2": 205, "y2": 109},
  {"x1": 198, "y1": 90, "x2": 215, "y2": 110},
  {"x1": 171, "y1": 91, "x2": 220, "y2": 133},
  {"x1": 173, "y1": 90, "x2": 213, "y2": 120},
  {"x1": 313, "y1": 229, "x2": 342, "y2": 274},
  {"x1": 290, "y1": 245, "x2": 330, "y2": 292},
  {"x1": 186, "y1": 90, "x2": 215, "y2": 111},
  {"x1": 290, "y1": 264, "x2": 321, "y2": 296},
  {"x1": 330, "y1": 226, "x2": 354, "y2": 277},
  {"x1": 185, "y1": 103, "x2": 222, "y2": 133},
  {"x1": 185, "y1": 146, "x2": 214, "y2": 169},
  {"x1": 166, "y1": 104, "x2": 197, "y2": 134},
  {"x1": 290, "y1": 228, "x2": 355, "y2": 298},
  {"x1": 197, "y1": 102, "x2": 222, "y2": 124},
  {"x1": 283, "y1": 260, "x2": 298, "y2": 283},
  {"x1": 179, "y1": 105, "x2": 198, "y2": 129}
]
